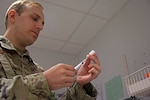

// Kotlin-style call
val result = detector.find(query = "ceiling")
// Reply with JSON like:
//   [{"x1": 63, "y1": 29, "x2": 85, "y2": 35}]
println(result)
[{"x1": 0, "y1": 0, "x2": 128, "y2": 56}]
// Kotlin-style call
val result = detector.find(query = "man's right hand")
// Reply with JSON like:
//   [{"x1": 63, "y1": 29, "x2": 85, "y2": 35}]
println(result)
[{"x1": 43, "y1": 63, "x2": 76, "y2": 90}]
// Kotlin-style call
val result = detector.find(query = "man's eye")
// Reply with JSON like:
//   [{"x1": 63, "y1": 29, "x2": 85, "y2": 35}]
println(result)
[{"x1": 33, "y1": 17, "x2": 38, "y2": 21}]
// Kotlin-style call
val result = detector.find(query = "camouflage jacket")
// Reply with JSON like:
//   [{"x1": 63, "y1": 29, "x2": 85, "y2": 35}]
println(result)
[{"x1": 0, "y1": 36, "x2": 97, "y2": 100}]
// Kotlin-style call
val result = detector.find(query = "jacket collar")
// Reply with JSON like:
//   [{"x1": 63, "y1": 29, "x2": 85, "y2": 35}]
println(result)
[{"x1": 0, "y1": 36, "x2": 29, "y2": 56}]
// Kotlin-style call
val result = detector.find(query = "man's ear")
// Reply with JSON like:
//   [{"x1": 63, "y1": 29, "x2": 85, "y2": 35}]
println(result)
[{"x1": 7, "y1": 9, "x2": 17, "y2": 24}]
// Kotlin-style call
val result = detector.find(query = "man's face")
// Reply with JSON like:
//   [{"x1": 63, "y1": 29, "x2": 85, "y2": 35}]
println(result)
[{"x1": 13, "y1": 4, "x2": 44, "y2": 46}]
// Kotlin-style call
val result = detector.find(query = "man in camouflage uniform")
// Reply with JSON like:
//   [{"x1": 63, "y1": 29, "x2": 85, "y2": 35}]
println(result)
[{"x1": 0, "y1": 0, "x2": 102, "y2": 100}]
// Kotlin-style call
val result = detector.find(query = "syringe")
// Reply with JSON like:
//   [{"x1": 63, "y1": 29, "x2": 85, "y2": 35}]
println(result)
[{"x1": 74, "y1": 50, "x2": 96, "y2": 71}]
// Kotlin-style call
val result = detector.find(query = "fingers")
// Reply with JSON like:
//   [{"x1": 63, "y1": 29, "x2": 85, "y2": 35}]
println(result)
[
  {"x1": 44, "y1": 63, "x2": 76, "y2": 90},
  {"x1": 63, "y1": 70, "x2": 76, "y2": 85},
  {"x1": 57, "y1": 65, "x2": 76, "y2": 84},
  {"x1": 57, "y1": 63, "x2": 76, "y2": 77},
  {"x1": 88, "y1": 64, "x2": 102, "y2": 79},
  {"x1": 63, "y1": 76, "x2": 75, "y2": 86},
  {"x1": 87, "y1": 54, "x2": 100, "y2": 66},
  {"x1": 87, "y1": 53, "x2": 102, "y2": 79},
  {"x1": 88, "y1": 63, "x2": 101, "y2": 72},
  {"x1": 77, "y1": 52, "x2": 102, "y2": 86}
]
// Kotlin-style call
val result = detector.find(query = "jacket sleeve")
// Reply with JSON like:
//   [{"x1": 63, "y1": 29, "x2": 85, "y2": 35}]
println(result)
[
  {"x1": 0, "y1": 72, "x2": 56, "y2": 100},
  {"x1": 60, "y1": 81, "x2": 98, "y2": 100},
  {"x1": 24, "y1": 72, "x2": 57, "y2": 99}
]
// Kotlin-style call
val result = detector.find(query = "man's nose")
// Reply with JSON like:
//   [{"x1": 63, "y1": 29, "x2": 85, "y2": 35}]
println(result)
[{"x1": 37, "y1": 21, "x2": 44, "y2": 31}]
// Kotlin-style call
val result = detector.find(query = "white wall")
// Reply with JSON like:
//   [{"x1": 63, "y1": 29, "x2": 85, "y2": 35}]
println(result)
[
  {"x1": 78, "y1": 0, "x2": 150, "y2": 99},
  {"x1": 28, "y1": 46, "x2": 77, "y2": 70}
]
